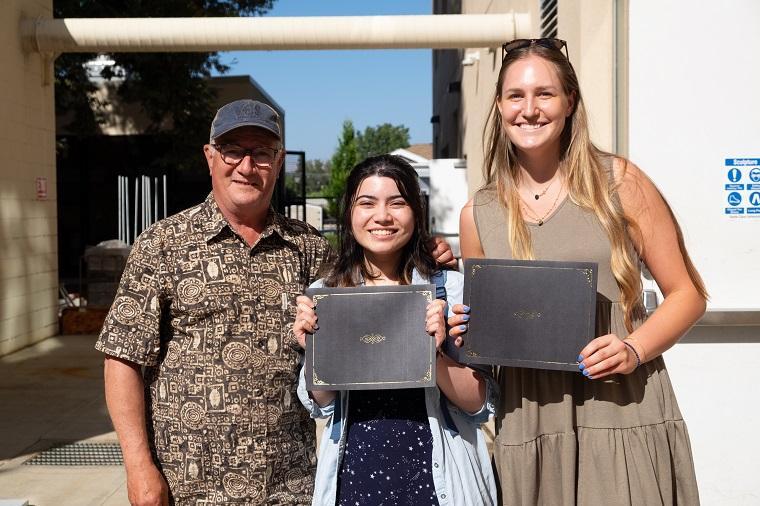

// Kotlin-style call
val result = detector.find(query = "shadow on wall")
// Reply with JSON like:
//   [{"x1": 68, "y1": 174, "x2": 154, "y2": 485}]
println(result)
[
  {"x1": 0, "y1": 189, "x2": 43, "y2": 357},
  {"x1": 0, "y1": 334, "x2": 113, "y2": 462}
]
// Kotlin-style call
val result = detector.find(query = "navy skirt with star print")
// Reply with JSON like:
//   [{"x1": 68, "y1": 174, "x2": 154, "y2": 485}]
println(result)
[{"x1": 336, "y1": 388, "x2": 440, "y2": 506}]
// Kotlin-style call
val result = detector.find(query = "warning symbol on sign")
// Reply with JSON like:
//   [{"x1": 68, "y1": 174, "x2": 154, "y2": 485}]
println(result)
[{"x1": 750, "y1": 192, "x2": 760, "y2": 206}]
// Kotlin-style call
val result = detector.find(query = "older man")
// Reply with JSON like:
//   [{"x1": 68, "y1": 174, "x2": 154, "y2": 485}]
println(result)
[{"x1": 97, "y1": 99, "x2": 453, "y2": 505}]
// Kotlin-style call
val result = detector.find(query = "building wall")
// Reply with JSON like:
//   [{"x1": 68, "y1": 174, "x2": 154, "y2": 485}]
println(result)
[
  {"x1": 627, "y1": 3, "x2": 760, "y2": 499},
  {"x1": 0, "y1": 0, "x2": 58, "y2": 356}
]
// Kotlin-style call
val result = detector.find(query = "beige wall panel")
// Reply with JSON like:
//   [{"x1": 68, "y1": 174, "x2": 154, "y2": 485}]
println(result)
[
  {"x1": 0, "y1": 313, "x2": 58, "y2": 356},
  {"x1": 0, "y1": 271, "x2": 58, "y2": 297},
  {"x1": 2, "y1": 287, "x2": 59, "y2": 319},
  {"x1": 0, "y1": 0, "x2": 58, "y2": 356},
  {"x1": 559, "y1": 0, "x2": 616, "y2": 152},
  {"x1": 0, "y1": 254, "x2": 58, "y2": 279}
]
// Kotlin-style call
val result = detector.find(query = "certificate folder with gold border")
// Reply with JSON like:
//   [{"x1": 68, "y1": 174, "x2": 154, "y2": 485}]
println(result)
[
  {"x1": 304, "y1": 284, "x2": 436, "y2": 390},
  {"x1": 459, "y1": 259, "x2": 598, "y2": 371}
]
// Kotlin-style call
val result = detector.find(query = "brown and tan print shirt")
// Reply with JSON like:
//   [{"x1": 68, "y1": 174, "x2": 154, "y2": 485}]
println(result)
[{"x1": 96, "y1": 194, "x2": 333, "y2": 505}]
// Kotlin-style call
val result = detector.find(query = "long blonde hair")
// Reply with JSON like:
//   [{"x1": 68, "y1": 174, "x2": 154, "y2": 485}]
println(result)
[{"x1": 483, "y1": 44, "x2": 707, "y2": 331}]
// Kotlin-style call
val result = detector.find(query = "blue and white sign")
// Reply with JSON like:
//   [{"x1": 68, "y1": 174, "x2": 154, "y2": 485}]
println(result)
[
  {"x1": 721, "y1": 158, "x2": 760, "y2": 220},
  {"x1": 726, "y1": 158, "x2": 760, "y2": 166},
  {"x1": 724, "y1": 158, "x2": 760, "y2": 219}
]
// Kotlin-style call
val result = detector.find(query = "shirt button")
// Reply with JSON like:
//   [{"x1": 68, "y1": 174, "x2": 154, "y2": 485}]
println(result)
[
  {"x1": 433, "y1": 462, "x2": 439, "y2": 468},
  {"x1": 440, "y1": 494, "x2": 446, "y2": 499}
]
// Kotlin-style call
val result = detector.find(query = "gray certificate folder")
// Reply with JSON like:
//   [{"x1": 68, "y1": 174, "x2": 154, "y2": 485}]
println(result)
[
  {"x1": 460, "y1": 259, "x2": 598, "y2": 371},
  {"x1": 304, "y1": 284, "x2": 436, "y2": 390}
]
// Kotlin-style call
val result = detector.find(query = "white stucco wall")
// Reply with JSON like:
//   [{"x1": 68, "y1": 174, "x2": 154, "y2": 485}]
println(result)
[{"x1": 628, "y1": 1, "x2": 760, "y2": 502}]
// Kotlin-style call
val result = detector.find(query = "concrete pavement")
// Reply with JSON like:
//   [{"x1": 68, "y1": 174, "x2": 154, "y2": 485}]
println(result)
[{"x1": 0, "y1": 335, "x2": 127, "y2": 506}]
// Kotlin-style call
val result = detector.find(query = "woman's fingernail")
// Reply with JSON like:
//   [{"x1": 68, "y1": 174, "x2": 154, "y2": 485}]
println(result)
[
  {"x1": 459, "y1": 325, "x2": 467, "y2": 331},
  {"x1": 582, "y1": 369, "x2": 590, "y2": 377},
  {"x1": 577, "y1": 355, "x2": 584, "y2": 362},
  {"x1": 462, "y1": 305, "x2": 470, "y2": 313},
  {"x1": 578, "y1": 363, "x2": 585, "y2": 371},
  {"x1": 462, "y1": 315, "x2": 470, "y2": 321}
]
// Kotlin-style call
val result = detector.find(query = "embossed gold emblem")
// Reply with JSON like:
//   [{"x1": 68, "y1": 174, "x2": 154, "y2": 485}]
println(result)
[
  {"x1": 513, "y1": 310, "x2": 542, "y2": 319},
  {"x1": 359, "y1": 333, "x2": 386, "y2": 344}
]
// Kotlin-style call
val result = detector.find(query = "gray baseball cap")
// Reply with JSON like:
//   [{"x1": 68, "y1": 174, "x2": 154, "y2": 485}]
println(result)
[{"x1": 209, "y1": 99, "x2": 282, "y2": 142}]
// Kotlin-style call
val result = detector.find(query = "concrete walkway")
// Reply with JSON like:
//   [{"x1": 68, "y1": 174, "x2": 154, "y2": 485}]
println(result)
[
  {"x1": 0, "y1": 335, "x2": 494, "y2": 505},
  {"x1": 0, "y1": 335, "x2": 127, "y2": 506}
]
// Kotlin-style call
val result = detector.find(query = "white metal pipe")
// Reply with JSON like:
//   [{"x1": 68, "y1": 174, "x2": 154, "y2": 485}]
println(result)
[
  {"x1": 144, "y1": 176, "x2": 149, "y2": 229},
  {"x1": 154, "y1": 177, "x2": 158, "y2": 223},
  {"x1": 21, "y1": 14, "x2": 531, "y2": 53},
  {"x1": 163, "y1": 174, "x2": 167, "y2": 219},
  {"x1": 122, "y1": 176, "x2": 127, "y2": 243},
  {"x1": 142, "y1": 176, "x2": 146, "y2": 231},
  {"x1": 125, "y1": 177, "x2": 130, "y2": 245},
  {"x1": 133, "y1": 178, "x2": 138, "y2": 240},
  {"x1": 147, "y1": 176, "x2": 152, "y2": 227},
  {"x1": 117, "y1": 176, "x2": 122, "y2": 243}
]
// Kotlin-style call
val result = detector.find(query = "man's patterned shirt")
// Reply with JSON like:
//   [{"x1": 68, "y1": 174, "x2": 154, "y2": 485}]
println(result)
[{"x1": 96, "y1": 194, "x2": 333, "y2": 505}]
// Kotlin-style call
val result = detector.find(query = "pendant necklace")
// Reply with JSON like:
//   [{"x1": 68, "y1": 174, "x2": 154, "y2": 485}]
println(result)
[
  {"x1": 521, "y1": 185, "x2": 563, "y2": 226},
  {"x1": 530, "y1": 175, "x2": 557, "y2": 200}
]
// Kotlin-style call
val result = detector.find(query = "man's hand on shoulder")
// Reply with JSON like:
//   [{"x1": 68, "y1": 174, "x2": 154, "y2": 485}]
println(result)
[{"x1": 429, "y1": 236, "x2": 458, "y2": 269}]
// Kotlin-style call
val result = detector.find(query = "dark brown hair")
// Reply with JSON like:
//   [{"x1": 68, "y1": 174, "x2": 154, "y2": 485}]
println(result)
[{"x1": 324, "y1": 154, "x2": 436, "y2": 287}]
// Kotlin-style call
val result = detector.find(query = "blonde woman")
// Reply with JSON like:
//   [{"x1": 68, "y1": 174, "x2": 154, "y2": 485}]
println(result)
[{"x1": 450, "y1": 39, "x2": 706, "y2": 505}]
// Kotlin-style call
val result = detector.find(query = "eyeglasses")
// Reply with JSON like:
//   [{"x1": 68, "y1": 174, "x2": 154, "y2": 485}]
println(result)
[
  {"x1": 501, "y1": 38, "x2": 569, "y2": 61},
  {"x1": 212, "y1": 143, "x2": 280, "y2": 167}
]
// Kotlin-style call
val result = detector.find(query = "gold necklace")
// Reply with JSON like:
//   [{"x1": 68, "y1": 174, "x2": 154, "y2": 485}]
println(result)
[
  {"x1": 528, "y1": 174, "x2": 558, "y2": 200},
  {"x1": 520, "y1": 185, "x2": 563, "y2": 226}
]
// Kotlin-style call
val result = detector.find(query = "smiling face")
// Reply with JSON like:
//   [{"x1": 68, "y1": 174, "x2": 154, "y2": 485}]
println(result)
[
  {"x1": 350, "y1": 175, "x2": 415, "y2": 269},
  {"x1": 203, "y1": 126, "x2": 283, "y2": 223},
  {"x1": 496, "y1": 54, "x2": 575, "y2": 159}
]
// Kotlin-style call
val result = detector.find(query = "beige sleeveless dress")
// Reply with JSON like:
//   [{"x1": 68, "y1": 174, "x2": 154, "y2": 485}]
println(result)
[{"x1": 472, "y1": 165, "x2": 700, "y2": 505}]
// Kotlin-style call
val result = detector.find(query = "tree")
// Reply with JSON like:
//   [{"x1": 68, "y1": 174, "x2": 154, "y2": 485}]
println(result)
[
  {"x1": 356, "y1": 123, "x2": 410, "y2": 160},
  {"x1": 325, "y1": 121, "x2": 358, "y2": 218},
  {"x1": 305, "y1": 159, "x2": 332, "y2": 196},
  {"x1": 53, "y1": 0, "x2": 275, "y2": 172}
]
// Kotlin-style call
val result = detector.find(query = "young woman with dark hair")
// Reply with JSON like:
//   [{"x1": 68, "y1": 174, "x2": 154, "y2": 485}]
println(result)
[{"x1": 294, "y1": 154, "x2": 497, "y2": 506}]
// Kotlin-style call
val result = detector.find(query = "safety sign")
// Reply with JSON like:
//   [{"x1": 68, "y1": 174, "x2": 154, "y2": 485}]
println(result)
[
  {"x1": 724, "y1": 159, "x2": 760, "y2": 218},
  {"x1": 749, "y1": 192, "x2": 760, "y2": 215}
]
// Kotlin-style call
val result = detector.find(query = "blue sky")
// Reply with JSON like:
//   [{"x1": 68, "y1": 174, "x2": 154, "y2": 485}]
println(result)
[{"x1": 217, "y1": 0, "x2": 433, "y2": 161}]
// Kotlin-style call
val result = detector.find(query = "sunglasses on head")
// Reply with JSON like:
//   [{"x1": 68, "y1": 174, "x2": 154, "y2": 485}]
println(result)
[{"x1": 501, "y1": 38, "x2": 569, "y2": 61}]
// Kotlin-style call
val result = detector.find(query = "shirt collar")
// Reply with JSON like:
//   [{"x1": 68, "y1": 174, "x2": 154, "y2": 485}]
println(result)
[{"x1": 199, "y1": 193, "x2": 298, "y2": 246}]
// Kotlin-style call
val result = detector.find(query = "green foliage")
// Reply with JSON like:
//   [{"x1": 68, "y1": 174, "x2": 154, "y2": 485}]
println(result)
[
  {"x1": 305, "y1": 159, "x2": 332, "y2": 197},
  {"x1": 356, "y1": 123, "x2": 410, "y2": 160},
  {"x1": 322, "y1": 231, "x2": 339, "y2": 251},
  {"x1": 53, "y1": 0, "x2": 275, "y2": 173},
  {"x1": 325, "y1": 121, "x2": 358, "y2": 218}
]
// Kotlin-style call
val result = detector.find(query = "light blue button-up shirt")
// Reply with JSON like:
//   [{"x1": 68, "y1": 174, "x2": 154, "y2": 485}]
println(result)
[{"x1": 297, "y1": 269, "x2": 498, "y2": 505}]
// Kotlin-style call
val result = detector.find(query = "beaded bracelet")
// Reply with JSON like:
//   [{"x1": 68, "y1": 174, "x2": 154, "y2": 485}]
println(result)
[{"x1": 622, "y1": 340, "x2": 641, "y2": 369}]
